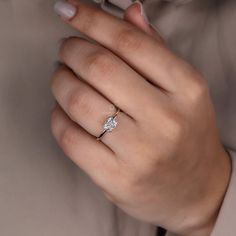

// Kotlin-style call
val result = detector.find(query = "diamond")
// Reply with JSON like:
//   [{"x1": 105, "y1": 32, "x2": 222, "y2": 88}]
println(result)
[{"x1": 103, "y1": 116, "x2": 118, "y2": 132}]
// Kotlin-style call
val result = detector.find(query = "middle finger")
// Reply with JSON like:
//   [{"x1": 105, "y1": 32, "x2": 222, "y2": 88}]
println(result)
[
  {"x1": 59, "y1": 37, "x2": 168, "y2": 120},
  {"x1": 59, "y1": 0, "x2": 182, "y2": 91}
]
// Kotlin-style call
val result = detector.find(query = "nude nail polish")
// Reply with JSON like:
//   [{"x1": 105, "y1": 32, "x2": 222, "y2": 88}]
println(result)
[{"x1": 54, "y1": 0, "x2": 77, "y2": 19}]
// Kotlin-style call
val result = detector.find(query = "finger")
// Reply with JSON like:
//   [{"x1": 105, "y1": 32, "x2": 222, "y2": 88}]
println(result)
[
  {"x1": 51, "y1": 65, "x2": 118, "y2": 137},
  {"x1": 54, "y1": 0, "x2": 187, "y2": 92},
  {"x1": 50, "y1": 65, "x2": 143, "y2": 156},
  {"x1": 58, "y1": 37, "x2": 168, "y2": 120},
  {"x1": 123, "y1": 1, "x2": 166, "y2": 44},
  {"x1": 124, "y1": 2, "x2": 154, "y2": 35},
  {"x1": 50, "y1": 104, "x2": 118, "y2": 191}
]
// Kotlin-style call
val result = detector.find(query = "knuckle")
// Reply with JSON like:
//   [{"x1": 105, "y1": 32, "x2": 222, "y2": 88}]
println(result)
[
  {"x1": 67, "y1": 89, "x2": 92, "y2": 121},
  {"x1": 85, "y1": 50, "x2": 116, "y2": 78},
  {"x1": 115, "y1": 27, "x2": 144, "y2": 52},
  {"x1": 58, "y1": 37, "x2": 79, "y2": 62},
  {"x1": 185, "y1": 72, "x2": 209, "y2": 103},
  {"x1": 193, "y1": 76, "x2": 208, "y2": 96},
  {"x1": 165, "y1": 111, "x2": 186, "y2": 142},
  {"x1": 59, "y1": 125, "x2": 77, "y2": 153},
  {"x1": 50, "y1": 66, "x2": 68, "y2": 91},
  {"x1": 149, "y1": 108, "x2": 186, "y2": 144}
]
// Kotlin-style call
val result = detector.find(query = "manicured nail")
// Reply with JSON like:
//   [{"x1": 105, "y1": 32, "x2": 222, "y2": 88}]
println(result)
[
  {"x1": 132, "y1": 0, "x2": 150, "y2": 25},
  {"x1": 54, "y1": 0, "x2": 77, "y2": 19}
]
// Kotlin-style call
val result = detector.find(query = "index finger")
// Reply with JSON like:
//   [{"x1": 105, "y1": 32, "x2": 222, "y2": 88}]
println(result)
[{"x1": 54, "y1": 0, "x2": 186, "y2": 92}]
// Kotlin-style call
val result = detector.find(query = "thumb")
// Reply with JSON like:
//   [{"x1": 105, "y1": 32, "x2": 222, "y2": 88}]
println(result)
[{"x1": 123, "y1": 1, "x2": 165, "y2": 44}]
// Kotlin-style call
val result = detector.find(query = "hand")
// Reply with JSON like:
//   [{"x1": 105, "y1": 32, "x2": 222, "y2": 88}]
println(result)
[{"x1": 50, "y1": 1, "x2": 231, "y2": 235}]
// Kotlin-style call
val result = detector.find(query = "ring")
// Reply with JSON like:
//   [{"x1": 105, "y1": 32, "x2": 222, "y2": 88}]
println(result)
[{"x1": 96, "y1": 108, "x2": 120, "y2": 141}]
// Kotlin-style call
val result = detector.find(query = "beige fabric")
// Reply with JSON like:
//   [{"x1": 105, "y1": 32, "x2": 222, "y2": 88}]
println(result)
[{"x1": 0, "y1": 0, "x2": 235, "y2": 235}]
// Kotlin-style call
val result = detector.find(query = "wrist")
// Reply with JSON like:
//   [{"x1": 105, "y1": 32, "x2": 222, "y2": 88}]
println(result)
[{"x1": 180, "y1": 147, "x2": 232, "y2": 236}]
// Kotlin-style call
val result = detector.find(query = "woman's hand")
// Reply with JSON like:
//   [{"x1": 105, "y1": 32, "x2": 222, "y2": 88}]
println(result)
[{"x1": 50, "y1": 1, "x2": 231, "y2": 235}]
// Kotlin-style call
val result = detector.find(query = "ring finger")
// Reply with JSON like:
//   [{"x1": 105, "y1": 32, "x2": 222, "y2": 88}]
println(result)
[{"x1": 50, "y1": 65, "x2": 137, "y2": 154}]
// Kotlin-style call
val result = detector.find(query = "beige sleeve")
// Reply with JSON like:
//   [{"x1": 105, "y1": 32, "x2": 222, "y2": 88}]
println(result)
[
  {"x1": 209, "y1": 149, "x2": 236, "y2": 236},
  {"x1": 165, "y1": 149, "x2": 236, "y2": 236}
]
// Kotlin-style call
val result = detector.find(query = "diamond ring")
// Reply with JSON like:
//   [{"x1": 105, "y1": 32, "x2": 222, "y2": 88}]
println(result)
[{"x1": 96, "y1": 108, "x2": 120, "y2": 141}]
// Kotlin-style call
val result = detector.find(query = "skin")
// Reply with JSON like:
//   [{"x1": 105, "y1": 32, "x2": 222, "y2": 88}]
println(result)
[{"x1": 50, "y1": 1, "x2": 231, "y2": 235}]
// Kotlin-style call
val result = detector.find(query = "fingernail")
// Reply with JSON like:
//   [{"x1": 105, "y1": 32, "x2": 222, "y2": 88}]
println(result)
[
  {"x1": 132, "y1": 0, "x2": 150, "y2": 25},
  {"x1": 54, "y1": 0, "x2": 77, "y2": 19}
]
